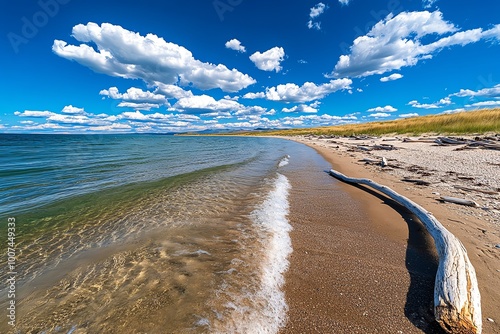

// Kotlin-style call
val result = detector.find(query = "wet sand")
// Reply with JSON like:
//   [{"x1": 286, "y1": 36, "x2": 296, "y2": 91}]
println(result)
[
  {"x1": 281, "y1": 145, "x2": 442, "y2": 333},
  {"x1": 280, "y1": 138, "x2": 500, "y2": 333}
]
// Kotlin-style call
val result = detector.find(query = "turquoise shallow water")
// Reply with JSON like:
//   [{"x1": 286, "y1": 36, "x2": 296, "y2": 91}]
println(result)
[
  {"x1": 0, "y1": 134, "x2": 283, "y2": 216},
  {"x1": 0, "y1": 134, "x2": 308, "y2": 333}
]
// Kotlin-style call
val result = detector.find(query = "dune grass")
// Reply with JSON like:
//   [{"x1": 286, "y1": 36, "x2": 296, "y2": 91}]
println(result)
[{"x1": 244, "y1": 109, "x2": 500, "y2": 137}]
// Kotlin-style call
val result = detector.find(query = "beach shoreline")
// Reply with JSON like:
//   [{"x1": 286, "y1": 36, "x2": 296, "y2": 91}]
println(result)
[{"x1": 279, "y1": 135, "x2": 499, "y2": 333}]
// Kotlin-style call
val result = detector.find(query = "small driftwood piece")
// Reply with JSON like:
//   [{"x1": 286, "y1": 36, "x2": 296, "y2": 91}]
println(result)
[
  {"x1": 481, "y1": 143, "x2": 500, "y2": 151},
  {"x1": 329, "y1": 169, "x2": 482, "y2": 334},
  {"x1": 402, "y1": 178, "x2": 431, "y2": 186},
  {"x1": 360, "y1": 158, "x2": 380, "y2": 164},
  {"x1": 440, "y1": 196, "x2": 479, "y2": 207},
  {"x1": 454, "y1": 185, "x2": 499, "y2": 195},
  {"x1": 373, "y1": 144, "x2": 396, "y2": 150},
  {"x1": 381, "y1": 157, "x2": 389, "y2": 167},
  {"x1": 403, "y1": 138, "x2": 436, "y2": 143},
  {"x1": 438, "y1": 137, "x2": 468, "y2": 145}
]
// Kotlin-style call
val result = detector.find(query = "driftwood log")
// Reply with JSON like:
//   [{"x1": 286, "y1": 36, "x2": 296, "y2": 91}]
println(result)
[
  {"x1": 329, "y1": 169, "x2": 482, "y2": 334},
  {"x1": 453, "y1": 185, "x2": 499, "y2": 195},
  {"x1": 440, "y1": 196, "x2": 479, "y2": 207}
]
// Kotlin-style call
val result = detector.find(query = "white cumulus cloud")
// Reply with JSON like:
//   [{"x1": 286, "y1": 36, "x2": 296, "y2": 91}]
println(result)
[
  {"x1": 282, "y1": 104, "x2": 318, "y2": 113},
  {"x1": 310, "y1": 3, "x2": 326, "y2": 18},
  {"x1": 380, "y1": 73, "x2": 403, "y2": 82},
  {"x1": 173, "y1": 95, "x2": 242, "y2": 114},
  {"x1": 53, "y1": 22, "x2": 255, "y2": 92},
  {"x1": 249, "y1": 47, "x2": 285, "y2": 72},
  {"x1": 14, "y1": 110, "x2": 55, "y2": 117},
  {"x1": 244, "y1": 78, "x2": 352, "y2": 103},
  {"x1": 466, "y1": 100, "x2": 500, "y2": 107},
  {"x1": 399, "y1": 113, "x2": 419, "y2": 118},
  {"x1": 408, "y1": 97, "x2": 451, "y2": 109},
  {"x1": 242, "y1": 92, "x2": 266, "y2": 99},
  {"x1": 369, "y1": 112, "x2": 391, "y2": 118},
  {"x1": 117, "y1": 102, "x2": 161, "y2": 111},
  {"x1": 170, "y1": 95, "x2": 268, "y2": 117},
  {"x1": 367, "y1": 105, "x2": 397, "y2": 112},
  {"x1": 329, "y1": 11, "x2": 500, "y2": 78},
  {"x1": 452, "y1": 84, "x2": 500, "y2": 98},
  {"x1": 225, "y1": 39, "x2": 246, "y2": 53},
  {"x1": 100, "y1": 87, "x2": 167, "y2": 104},
  {"x1": 62, "y1": 105, "x2": 85, "y2": 114}
]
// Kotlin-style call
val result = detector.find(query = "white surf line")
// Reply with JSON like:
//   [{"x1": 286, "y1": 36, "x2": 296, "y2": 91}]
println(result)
[
  {"x1": 218, "y1": 172, "x2": 292, "y2": 334},
  {"x1": 278, "y1": 155, "x2": 290, "y2": 168},
  {"x1": 252, "y1": 173, "x2": 292, "y2": 334}
]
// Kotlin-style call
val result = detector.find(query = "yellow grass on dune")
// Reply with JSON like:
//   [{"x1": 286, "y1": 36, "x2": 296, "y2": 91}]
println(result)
[{"x1": 251, "y1": 108, "x2": 500, "y2": 137}]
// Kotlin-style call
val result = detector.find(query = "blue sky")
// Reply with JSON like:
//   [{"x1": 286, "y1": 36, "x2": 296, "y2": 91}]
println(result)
[{"x1": 1, "y1": 0, "x2": 500, "y2": 133}]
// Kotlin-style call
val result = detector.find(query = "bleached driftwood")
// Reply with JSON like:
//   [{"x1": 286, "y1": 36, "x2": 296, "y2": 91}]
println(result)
[
  {"x1": 403, "y1": 138, "x2": 437, "y2": 143},
  {"x1": 438, "y1": 137, "x2": 468, "y2": 145},
  {"x1": 373, "y1": 144, "x2": 396, "y2": 151},
  {"x1": 381, "y1": 157, "x2": 389, "y2": 167},
  {"x1": 329, "y1": 169, "x2": 482, "y2": 334},
  {"x1": 440, "y1": 196, "x2": 479, "y2": 207},
  {"x1": 453, "y1": 185, "x2": 499, "y2": 195}
]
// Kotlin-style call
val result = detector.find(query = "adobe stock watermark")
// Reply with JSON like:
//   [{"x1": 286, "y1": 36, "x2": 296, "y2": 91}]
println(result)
[
  {"x1": 6, "y1": 217, "x2": 17, "y2": 327},
  {"x1": 339, "y1": 0, "x2": 404, "y2": 54},
  {"x1": 7, "y1": 0, "x2": 71, "y2": 54},
  {"x1": 476, "y1": 73, "x2": 497, "y2": 92},
  {"x1": 213, "y1": 0, "x2": 243, "y2": 21}
]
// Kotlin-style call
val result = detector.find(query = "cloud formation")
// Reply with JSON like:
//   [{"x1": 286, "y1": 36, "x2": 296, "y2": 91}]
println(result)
[
  {"x1": 466, "y1": 100, "x2": 500, "y2": 108},
  {"x1": 61, "y1": 105, "x2": 85, "y2": 114},
  {"x1": 282, "y1": 104, "x2": 318, "y2": 113},
  {"x1": 380, "y1": 73, "x2": 403, "y2": 82},
  {"x1": 367, "y1": 105, "x2": 397, "y2": 112},
  {"x1": 172, "y1": 95, "x2": 243, "y2": 114},
  {"x1": 330, "y1": 11, "x2": 500, "y2": 78},
  {"x1": 369, "y1": 112, "x2": 391, "y2": 118},
  {"x1": 408, "y1": 97, "x2": 452, "y2": 109},
  {"x1": 225, "y1": 39, "x2": 246, "y2": 53},
  {"x1": 399, "y1": 113, "x2": 419, "y2": 118},
  {"x1": 249, "y1": 47, "x2": 285, "y2": 72},
  {"x1": 452, "y1": 84, "x2": 500, "y2": 98},
  {"x1": 53, "y1": 22, "x2": 256, "y2": 92},
  {"x1": 100, "y1": 87, "x2": 167, "y2": 104},
  {"x1": 243, "y1": 78, "x2": 352, "y2": 103},
  {"x1": 308, "y1": 3, "x2": 327, "y2": 30},
  {"x1": 423, "y1": 0, "x2": 437, "y2": 8}
]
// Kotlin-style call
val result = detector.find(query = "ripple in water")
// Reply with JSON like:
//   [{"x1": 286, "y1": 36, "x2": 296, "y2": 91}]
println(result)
[{"x1": 0, "y1": 135, "x2": 299, "y2": 334}]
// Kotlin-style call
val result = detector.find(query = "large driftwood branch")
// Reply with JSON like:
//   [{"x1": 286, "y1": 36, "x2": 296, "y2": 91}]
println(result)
[{"x1": 329, "y1": 169, "x2": 482, "y2": 334}]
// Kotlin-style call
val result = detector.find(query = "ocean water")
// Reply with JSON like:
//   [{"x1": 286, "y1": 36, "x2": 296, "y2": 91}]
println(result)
[{"x1": 0, "y1": 134, "x2": 305, "y2": 333}]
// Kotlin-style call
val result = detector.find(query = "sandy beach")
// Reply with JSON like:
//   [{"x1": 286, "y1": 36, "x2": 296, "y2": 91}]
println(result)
[{"x1": 280, "y1": 135, "x2": 499, "y2": 334}]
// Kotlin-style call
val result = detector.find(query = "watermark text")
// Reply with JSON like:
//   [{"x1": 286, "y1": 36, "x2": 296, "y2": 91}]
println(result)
[
  {"x1": 7, "y1": 0, "x2": 71, "y2": 54},
  {"x1": 6, "y1": 217, "x2": 17, "y2": 327}
]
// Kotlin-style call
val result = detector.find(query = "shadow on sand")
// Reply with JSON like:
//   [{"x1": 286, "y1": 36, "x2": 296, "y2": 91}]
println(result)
[{"x1": 344, "y1": 181, "x2": 447, "y2": 334}]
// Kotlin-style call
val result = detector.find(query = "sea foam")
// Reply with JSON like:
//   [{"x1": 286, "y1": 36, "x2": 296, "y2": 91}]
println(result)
[
  {"x1": 218, "y1": 173, "x2": 292, "y2": 333},
  {"x1": 253, "y1": 173, "x2": 292, "y2": 333},
  {"x1": 278, "y1": 155, "x2": 290, "y2": 168}
]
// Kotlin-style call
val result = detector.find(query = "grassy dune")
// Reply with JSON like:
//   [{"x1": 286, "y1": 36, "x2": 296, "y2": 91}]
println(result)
[{"x1": 246, "y1": 108, "x2": 500, "y2": 136}]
